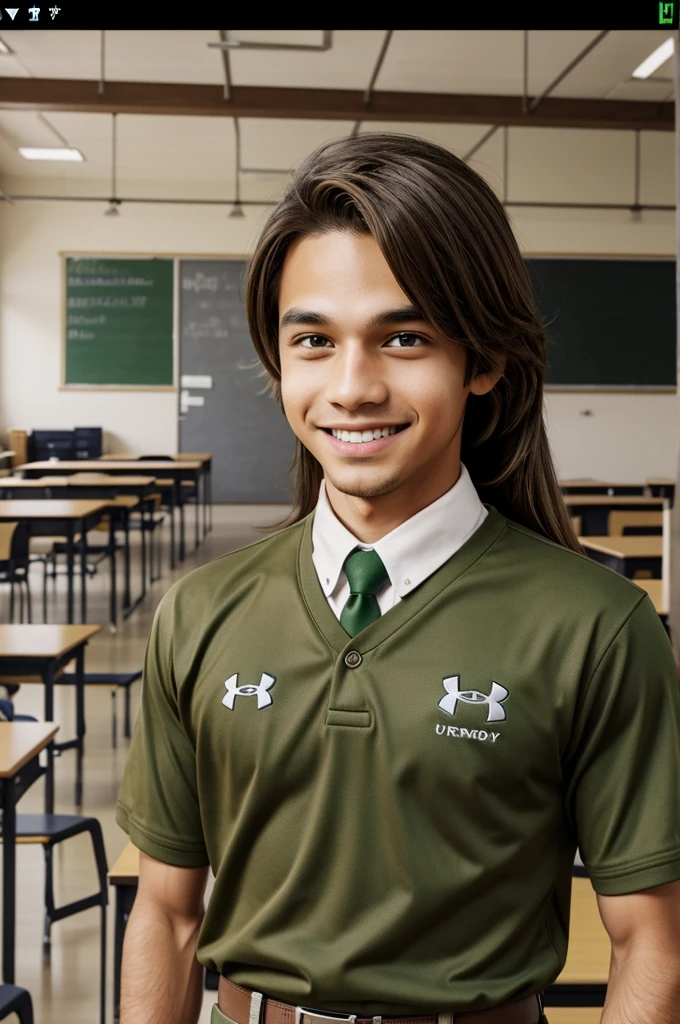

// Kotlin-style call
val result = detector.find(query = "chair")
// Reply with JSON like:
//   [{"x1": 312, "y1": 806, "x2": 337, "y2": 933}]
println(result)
[
  {"x1": 0, "y1": 984, "x2": 34, "y2": 1022},
  {"x1": 137, "y1": 457, "x2": 177, "y2": 575},
  {"x1": 13, "y1": 814, "x2": 108, "y2": 1024},
  {"x1": 0, "y1": 522, "x2": 32, "y2": 623},
  {"x1": 0, "y1": 705, "x2": 108, "y2": 1024},
  {"x1": 56, "y1": 669, "x2": 142, "y2": 747}
]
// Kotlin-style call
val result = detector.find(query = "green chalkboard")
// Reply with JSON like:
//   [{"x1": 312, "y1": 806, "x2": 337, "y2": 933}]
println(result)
[
  {"x1": 64, "y1": 256, "x2": 174, "y2": 386},
  {"x1": 526, "y1": 257, "x2": 676, "y2": 389}
]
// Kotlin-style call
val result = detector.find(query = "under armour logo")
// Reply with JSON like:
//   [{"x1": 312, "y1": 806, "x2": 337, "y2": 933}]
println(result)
[
  {"x1": 438, "y1": 675, "x2": 509, "y2": 723},
  {"x1": 222, "y1": 672, "x2": 276, "y2": 710}
]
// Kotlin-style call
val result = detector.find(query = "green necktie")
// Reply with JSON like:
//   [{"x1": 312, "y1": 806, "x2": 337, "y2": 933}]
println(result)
[{"x1": 340, "y1": 548, "x2": 389, "y2": 638}]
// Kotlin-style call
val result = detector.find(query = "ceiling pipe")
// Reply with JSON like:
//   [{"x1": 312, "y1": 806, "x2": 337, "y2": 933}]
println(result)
[
  {"x1": 463, "y1": 30, "x2": 610, "y2": 163},
  {"x1": 0, "y1": 194, "x2": 674, "y2": 213},
  {"x1": 351, "y1": 29, "x2": 394, "y2": 138}
]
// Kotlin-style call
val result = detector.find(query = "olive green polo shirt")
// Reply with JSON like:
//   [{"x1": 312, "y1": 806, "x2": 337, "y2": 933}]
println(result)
[{"x1": 117, "y1": 506, "x2": 680, "y2": 1014}]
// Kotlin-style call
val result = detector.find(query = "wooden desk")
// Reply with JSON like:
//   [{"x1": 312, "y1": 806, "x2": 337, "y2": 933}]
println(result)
[
  {"x1": 0, "y1": 625, "x2": 100, "y2": 811},
  {"x1": 579, "y1": 535, "x2": 662, "y2": 578},
  {"x1": 102, "y1": 452, "x2": 213, "y2": 537},
  {"x1": 543, "y1": 875, "x2": 608, "y2": 1011},
  {"x1": 19, "y1": 461, "x2": 203, "y2": 565},
  {"x1": 635, "y1": 578, "x2": 667, "y2": 616},
  {"x1": 560, "y1": 479, "x2": 645, "y2": 497},
  {"x1": 109, "y1": 841, "x2": 140, "y2": 1021},
  {"x1": 563, "y1": 495, "x2": 667, "y2": 536},
  {"x1": 0, "y1": 478, "x2": 157, "y2": 619},
  {"x1": 0, "y1": 499, "x2": 109, "y2": 624},
  {"x1": 0, "y1": 720, "x2": 59, "y2": 983},
  {"x1": 647, "y1": 477, "x2": 675, "y2": 500}
]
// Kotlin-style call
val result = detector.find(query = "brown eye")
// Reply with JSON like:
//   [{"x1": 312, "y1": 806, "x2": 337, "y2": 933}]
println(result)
[
  {"x1": 298, "y1": 335, "x2": 331, "y2": 348},
  {"x1": 385, "y1": 333, "x2": 426, "y2": 348}
]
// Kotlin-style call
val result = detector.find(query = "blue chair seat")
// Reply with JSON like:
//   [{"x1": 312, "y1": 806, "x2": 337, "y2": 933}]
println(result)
[{"x1": 0, "y1": 983, "x2": 33, "y2": 1022}]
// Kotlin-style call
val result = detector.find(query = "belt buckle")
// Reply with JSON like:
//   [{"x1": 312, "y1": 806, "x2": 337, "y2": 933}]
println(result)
[{"x1": 295, "y1": 1008, "x2": 360, "y2": 1024}]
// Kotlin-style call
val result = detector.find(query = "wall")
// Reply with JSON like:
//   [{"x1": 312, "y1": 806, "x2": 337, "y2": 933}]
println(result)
[
  {"x1": 0, "y1": 190, "x2": 269, "y2": 455},
  {"x1": 0, "y1": 127, "x2": 677, "y2": 483}
]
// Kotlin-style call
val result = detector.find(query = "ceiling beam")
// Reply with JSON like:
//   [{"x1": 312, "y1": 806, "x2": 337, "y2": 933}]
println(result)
[{"x1": 0, "y1": 78, "x2": 672, "y2": 131}]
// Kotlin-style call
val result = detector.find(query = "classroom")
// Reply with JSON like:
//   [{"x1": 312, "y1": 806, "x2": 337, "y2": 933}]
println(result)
[{"x1": 0, "y1": 26, "x2": 677, "y2": 1024}]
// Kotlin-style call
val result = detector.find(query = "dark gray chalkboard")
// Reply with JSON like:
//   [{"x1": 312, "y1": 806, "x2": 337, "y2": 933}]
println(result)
[
  {"x1": 178, "y1": 259, "x2": 297, "y2": 503},
  {"x1": 526, "y1": 257, "x2": 676, "y2": 389}
]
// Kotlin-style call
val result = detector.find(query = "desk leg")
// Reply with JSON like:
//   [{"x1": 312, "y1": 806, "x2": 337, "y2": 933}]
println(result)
[
  {"x1": 140, "y1": 506, "x2": 147, "y2": 601},
  {"x1": 208, "y1": 463, "x2": 213, "y2": 531},
  {"x1": 194, "y1": 478, "x2": 200, "y2": 553},
  {"x1": 80, "y1": 519, "x2": 88, "y2": 624},
  {"x1": 44, "y1": 663, "x2": 55, "y2": 815},
  {"x1": 113, "y1": 882, "x2": 137, "y2": 1023},
  {"x1": 66, "y1": 523, "x2": 75, "y2": 624},
  {"x1": 178, "y1": 482, "x2": 185, "y2": 562},
  {"x1": 200, "y1": 466, "x2": 205, "y2": 540},
  {"x1": 109, "y1": 515, "x2": 117, "y2": 630},
  {"x1": 123, "y1": 512, "x2": 131, "y2": 610},
  {"x1": 169, "y1": 491, "x2": 176, "y2": 571},
  {"x1": 1, "y1": 776, "x2": 16, "y2": 984},
  {"x1": 75, "y1": 646, "x2": 85, "y2": 807}
]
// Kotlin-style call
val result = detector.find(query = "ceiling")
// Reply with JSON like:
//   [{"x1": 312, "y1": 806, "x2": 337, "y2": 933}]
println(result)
[{"x1": 0, "y1": 29, "x2": 673, "y2": 193}]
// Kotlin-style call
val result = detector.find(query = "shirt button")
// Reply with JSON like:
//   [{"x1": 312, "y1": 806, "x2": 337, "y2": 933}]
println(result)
[{"x1": 344, "y1": 650, "x2": 362, "y2": 668}]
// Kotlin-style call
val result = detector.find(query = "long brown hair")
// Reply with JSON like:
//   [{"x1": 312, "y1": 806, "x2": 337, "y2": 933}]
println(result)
[{"x1": 246, "y1": 132, "x2": 580, "y2": 552}]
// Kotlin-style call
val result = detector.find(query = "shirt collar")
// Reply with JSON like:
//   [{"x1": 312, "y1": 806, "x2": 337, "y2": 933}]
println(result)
[{"x1": 311, "y1": 464, "x2": 487, "y2": 598}]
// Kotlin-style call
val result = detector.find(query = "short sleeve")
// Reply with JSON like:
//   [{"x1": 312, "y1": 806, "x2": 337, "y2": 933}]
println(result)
[
  {"x1": 565, "y1": 594, "x2": 680, "y2": 895},
  {"x1": 116, "y1": 587, "x2": 209, "y2": 867}
]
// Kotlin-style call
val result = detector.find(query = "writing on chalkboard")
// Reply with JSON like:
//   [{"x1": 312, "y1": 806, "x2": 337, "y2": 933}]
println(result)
[
  {"x1": 182, "y1": 272, "x2": 219, "y2": 293},
  {"x1": 68, "y1": 276, "x2": 153, "y2": 287},
  {"x1": 68, "y1": 296, "x2": 148, "y2": 309},
  {"x1": 184, "y1": 318, "x2": 229, "y2": 341}
]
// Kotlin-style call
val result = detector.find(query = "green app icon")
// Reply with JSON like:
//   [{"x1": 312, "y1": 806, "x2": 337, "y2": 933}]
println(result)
[{"x1": 660, "y1": 1, "x2": 675, "y2": 23}]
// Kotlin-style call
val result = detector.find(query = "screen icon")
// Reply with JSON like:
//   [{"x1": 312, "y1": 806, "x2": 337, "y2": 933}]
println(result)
[
  {"x1": 49, "y1": 4, "x2": 60, "y2": 15},
  {"x1": 28, "y1": 5, "x2": 40, "y2": 20},
  {"x1": 659, "y1": 1, "x2": 675, "y2": 23},
  {"x1": 4, "y1": 8, "x2": 18, "y2": 18}
]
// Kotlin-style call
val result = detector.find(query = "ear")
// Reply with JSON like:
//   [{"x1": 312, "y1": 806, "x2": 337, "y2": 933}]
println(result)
[{"x1": 469, "y1": 353, "x2": 507, "y2": 397}]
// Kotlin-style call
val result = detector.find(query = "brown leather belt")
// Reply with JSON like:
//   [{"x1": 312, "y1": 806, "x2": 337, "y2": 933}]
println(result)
[{"x1": 217, "y1": 979, "x2": 544, "y2": 1024}]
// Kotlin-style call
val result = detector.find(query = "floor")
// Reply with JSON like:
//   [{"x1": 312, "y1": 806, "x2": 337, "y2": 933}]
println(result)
[{"x1": 1, "y1": 502, "x2": 291, "y2": 1023}]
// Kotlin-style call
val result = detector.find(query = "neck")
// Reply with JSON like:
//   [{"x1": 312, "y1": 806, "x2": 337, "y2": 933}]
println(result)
[{"x1": 324, "y1": 462, "x2": 462, "y2": 544}]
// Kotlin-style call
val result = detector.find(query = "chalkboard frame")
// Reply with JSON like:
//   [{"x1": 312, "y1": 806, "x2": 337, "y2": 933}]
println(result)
[
  {"x1": 59, "y1": 251, "x2": 184, "y2": 391},
  {"x1": 529, "y1": 252, "x2": 677, "y2": 394}
]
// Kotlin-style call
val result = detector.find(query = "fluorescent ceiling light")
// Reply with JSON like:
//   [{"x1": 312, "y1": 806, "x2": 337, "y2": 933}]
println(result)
[
  {"x1": 0, "y1": 37, "x2": 11, "y2": 54},
  {"x1": 18, "y1": 147, "x2": 84, "y2": 162},
  {"x1": 632, "y1": 37, "x2": 674, "y2": 79}
]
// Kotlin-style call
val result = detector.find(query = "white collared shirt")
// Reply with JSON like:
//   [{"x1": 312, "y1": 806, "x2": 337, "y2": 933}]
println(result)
[{"x1": 311, "y1": 463, "x2": 488, "y2": 620}]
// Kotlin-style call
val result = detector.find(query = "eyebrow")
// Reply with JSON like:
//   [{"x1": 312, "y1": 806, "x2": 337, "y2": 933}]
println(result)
[{"x1": 279, "y1": 305, "x2": 428, "y2": 330}]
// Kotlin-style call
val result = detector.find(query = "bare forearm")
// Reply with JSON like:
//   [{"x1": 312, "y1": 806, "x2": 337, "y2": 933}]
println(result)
[
  {"x1": 121, "y1": 897, "x2": 205, "y2": 1024},
  {"x1": 601, "y1": 951, "x2": 680, "y2": 1024}
]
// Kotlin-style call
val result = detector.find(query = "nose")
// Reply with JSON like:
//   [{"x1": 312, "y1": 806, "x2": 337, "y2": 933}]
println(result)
[{"x1": 323, "y1": 343, "x2": 389, "y2": 410}]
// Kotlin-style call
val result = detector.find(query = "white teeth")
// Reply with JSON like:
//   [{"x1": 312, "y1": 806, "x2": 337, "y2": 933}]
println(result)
[{"x1": 330, "y1": 425, "x2": 403, "y2": 443}]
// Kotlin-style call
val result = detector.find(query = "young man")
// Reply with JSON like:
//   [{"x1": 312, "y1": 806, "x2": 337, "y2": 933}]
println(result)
[{"x1": 117, "y1": 134, "x2": 680, "y2": 1024}]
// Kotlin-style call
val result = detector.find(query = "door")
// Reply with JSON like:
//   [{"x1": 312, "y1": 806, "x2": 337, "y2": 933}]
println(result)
[{"x1": 178, "y1": 259, "x2": 297, "y2": 503}]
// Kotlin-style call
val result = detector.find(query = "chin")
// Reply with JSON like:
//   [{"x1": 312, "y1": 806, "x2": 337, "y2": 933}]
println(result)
[{"x1": 326, "y1": 471, "x2": 404, "y2": 501}]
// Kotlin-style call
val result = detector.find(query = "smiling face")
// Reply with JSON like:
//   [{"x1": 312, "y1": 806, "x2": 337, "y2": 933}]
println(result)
[{"x1": 278, "y1": 231, "x2": 500, "y2": 535}]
